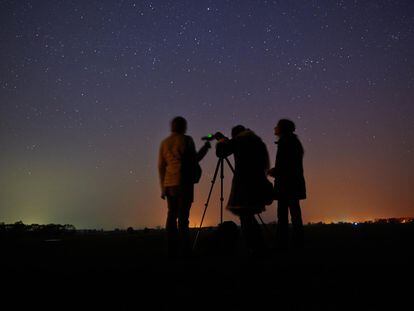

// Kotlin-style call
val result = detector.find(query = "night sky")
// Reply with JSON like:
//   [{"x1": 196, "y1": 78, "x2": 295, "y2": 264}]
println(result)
[{"x1": 1, "y1": 0, "x2": 413, "y2": 229}]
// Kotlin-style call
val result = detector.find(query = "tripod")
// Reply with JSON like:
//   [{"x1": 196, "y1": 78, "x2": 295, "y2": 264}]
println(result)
[{"x1": 192, "y1": 156, "x2": 269, "y2": 250}]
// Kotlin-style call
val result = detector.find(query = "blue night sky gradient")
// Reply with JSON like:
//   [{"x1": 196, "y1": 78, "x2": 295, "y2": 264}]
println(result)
[{"x1": 1, "y1": 0, "x2": 414, "y2": 228}]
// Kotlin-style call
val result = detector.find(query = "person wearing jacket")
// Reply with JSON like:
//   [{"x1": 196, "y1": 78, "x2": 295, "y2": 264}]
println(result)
[
  {"x1": 216, "y1": 125, "x2": 270, "y2": 254},
  {"x1": 158, "y1": 116, "x2": 210, "y2": 257},
  {"x1": 268, "y1": 119, "x2": 306, "y2": 249}
]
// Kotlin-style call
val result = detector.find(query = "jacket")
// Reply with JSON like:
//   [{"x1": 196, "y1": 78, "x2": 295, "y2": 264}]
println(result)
[
  {"x1": 216, "y1": 130, "x2": 270, "y2": 215},
  {"x1": 273, "y1": 133, "x2": 306, "y2": 200},
  {"x1": 158, "y1": 133, "x2": 210, "y2": 188}
]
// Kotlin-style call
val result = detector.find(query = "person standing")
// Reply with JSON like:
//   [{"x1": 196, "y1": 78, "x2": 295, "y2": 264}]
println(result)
[
  {"x1": 216, "y1": 125, "x2": 271, "y2": 254},
  {"x1": 268, "y1": 119, "x2": 306, "y2": 249},
  {"x1": 158, "y1": 116, "x2": 210, "y2": 257}
]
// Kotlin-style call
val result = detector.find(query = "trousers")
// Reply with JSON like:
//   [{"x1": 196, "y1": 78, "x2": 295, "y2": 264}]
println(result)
[
  {"x1": 276, "y1": 199, "x2": 304, "y2": 248},
  {"x1": 165, "y1": 186, "x2": 193, "y2": 256}
]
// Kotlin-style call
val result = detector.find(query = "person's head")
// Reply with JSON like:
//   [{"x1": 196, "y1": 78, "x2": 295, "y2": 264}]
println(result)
[
  {"x1": 274, "y1": 119, "x2": 295, "y2": 137},
  {"x1": 171, "y1": 116, "x2": 187, "y2": 134},
  {"x1": 231, "y1": 125, "x2": 246, "y2": 138}
]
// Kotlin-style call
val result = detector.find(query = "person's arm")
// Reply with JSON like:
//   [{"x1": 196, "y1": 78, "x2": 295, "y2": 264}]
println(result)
[
  {"x1": 268, "y1": 142, "x2": 283, "y2": 178},
  {"x1": 158, "y1": 143, "x2": 167, "y2": 199},
  {"x1": 196, "y1": 141, "x2": 211, "y2": 162},
  {"x1": 274, "y1": 140, "x2": 292, "y2": 178},
  {"x1": 263, "y1": 143, "x2": 270, "y2": 172}
]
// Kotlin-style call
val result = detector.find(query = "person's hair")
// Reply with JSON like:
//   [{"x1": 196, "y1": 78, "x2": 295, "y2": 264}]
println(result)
[
  {"x1": 171, "y1": 116, "x2": 187, "y2": 134},
  {"x1": 231, "y1": 125, "x2": 246, "y2": 138},
  {"x1": 277, "y1": 119, "x2": 295, "y2": 134}
]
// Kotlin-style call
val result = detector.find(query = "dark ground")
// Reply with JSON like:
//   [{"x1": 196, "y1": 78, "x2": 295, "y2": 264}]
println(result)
[{"x1": 2, "y1": 223, "x2": 413, "y2": 310}]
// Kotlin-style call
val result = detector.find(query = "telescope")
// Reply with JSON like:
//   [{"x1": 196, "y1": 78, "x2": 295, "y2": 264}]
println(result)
[{"x1": 201, "y1": 132, "x2": 225, "y2": 141}]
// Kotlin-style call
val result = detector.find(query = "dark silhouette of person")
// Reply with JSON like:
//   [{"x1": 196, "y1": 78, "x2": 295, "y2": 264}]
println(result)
[
  {"x1": 268, "y1": 119, "x2": 306, "y2": 249},
  {"x1": 216, "y1": 125, "x2": 270, "y2": 254},
  {"x1": 158, "y1": 116, "x2": 210, "y2": 257}
]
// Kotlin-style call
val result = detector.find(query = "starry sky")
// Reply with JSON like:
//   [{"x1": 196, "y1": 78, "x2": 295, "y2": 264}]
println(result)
[{"x1": 1, "y1": 0, "x2": 413, "y2": 229}]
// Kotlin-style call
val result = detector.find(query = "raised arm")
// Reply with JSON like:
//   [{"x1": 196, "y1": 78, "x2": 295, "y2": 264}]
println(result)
[{"x1": 196, "y1": 141, "x2": 211, "y2": 162}]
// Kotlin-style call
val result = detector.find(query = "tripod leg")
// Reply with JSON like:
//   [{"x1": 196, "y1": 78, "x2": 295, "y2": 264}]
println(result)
[
  {"x1": 220, "y1": 158, "x2": 224, "y2": 224},
  {"x1": 192, "y1": 159, "x2": 221, "y2": 250},
  {"x1": 256, "y1": 214, "x2": 266, "y2": 226},
  {"x1": 224, "y1": 157, "x2": 235, "y2": 173}
]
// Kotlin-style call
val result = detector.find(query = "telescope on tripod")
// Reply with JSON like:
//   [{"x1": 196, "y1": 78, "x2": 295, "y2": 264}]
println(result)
[{"x1": 192, "y1": 132, "x2": 269, "y2": 250}]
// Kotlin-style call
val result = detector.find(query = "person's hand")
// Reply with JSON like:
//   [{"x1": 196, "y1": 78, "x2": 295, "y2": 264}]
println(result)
[
  {"x1": 204, "y1": 141, "x2": 211, "y2": 149},
  {"x1": 267, "y1": 168, "x2": 276, "y2": 178},
  {"x1": 161, "y1": 188, "x2": 166, "y2": 200}
]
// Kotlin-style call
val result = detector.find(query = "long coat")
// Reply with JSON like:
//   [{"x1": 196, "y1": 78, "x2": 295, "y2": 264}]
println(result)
[
  {"x1": 273, "y1": 134, "x2": 306, "y2": 200},
  {"x1": 216, "y1": 130, "x2": 270, "y2": 215}
]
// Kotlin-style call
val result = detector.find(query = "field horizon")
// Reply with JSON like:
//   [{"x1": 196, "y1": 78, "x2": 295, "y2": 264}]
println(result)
[{"x1": 3, "y1": 222, "x2": 413, "y2": 310}]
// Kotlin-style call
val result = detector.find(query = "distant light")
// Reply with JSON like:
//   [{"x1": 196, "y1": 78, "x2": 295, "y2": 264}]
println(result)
[{"x1": 353, "y1": 222, "x2": 358, "y2": 226}]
